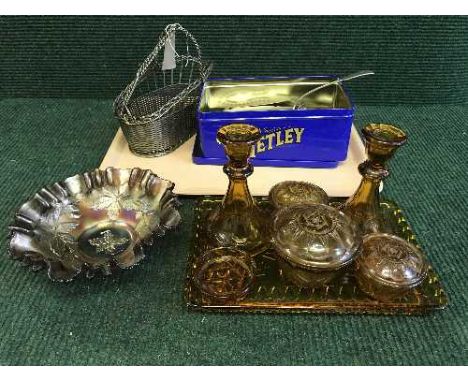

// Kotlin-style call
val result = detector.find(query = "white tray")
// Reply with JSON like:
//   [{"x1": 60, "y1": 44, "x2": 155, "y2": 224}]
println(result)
[{"x1": 100, "y1": 126, "x2": 366, "y2": 197}]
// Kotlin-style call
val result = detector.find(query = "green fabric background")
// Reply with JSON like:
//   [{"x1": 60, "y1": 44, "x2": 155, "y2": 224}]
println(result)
[
  {"x1": 1, "y1": 16, "x2": 468, "y2": 104},
  {"x1": 0, "y1": 16, "x2": 467, "y2": 365}
]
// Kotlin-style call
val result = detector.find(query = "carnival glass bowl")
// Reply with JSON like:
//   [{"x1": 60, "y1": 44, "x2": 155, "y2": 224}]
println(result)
[{"x1": 8, "y1": 167, "x2": 181, "y2": 281}]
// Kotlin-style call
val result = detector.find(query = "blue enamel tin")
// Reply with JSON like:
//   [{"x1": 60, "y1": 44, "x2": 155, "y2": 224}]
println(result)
[
  {"x1": 195, "y1": 76, "x2": 355, "y2": 168},
  {"x1": 192, "y1": 135, "x2": 338, "y2": 168}
]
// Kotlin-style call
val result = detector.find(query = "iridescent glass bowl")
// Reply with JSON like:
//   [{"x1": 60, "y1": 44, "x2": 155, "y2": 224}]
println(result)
[
  {"x1": 9, "y1": 167, "x2": 181, "y2": 281},
  {"x1": 355, "y1": 233, "x2": 429, "y2": 301},
  {"x1": 272, "y1": 204, "x2": 360, "y2": 285}
]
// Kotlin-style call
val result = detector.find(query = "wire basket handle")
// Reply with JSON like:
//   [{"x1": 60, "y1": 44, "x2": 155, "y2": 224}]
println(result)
[{"x1": 118, "y1": 23, "x2": 203, "y2": 109}]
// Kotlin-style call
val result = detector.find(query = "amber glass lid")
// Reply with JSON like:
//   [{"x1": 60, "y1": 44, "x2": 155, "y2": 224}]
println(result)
[
  {"x1": 272, "y1": 204, "x2": 360, "y2": 270},
  {"x1": 357, "y1": 233, "x2": 429, "y2": 288},
  {"x1": 269, "y1": 181, "x2": 328, "y2": 209}
]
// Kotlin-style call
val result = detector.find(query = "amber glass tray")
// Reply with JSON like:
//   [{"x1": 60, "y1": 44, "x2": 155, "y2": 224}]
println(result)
[{"x1": 185, "y1": 197, "x2": 448, "y2": 315}]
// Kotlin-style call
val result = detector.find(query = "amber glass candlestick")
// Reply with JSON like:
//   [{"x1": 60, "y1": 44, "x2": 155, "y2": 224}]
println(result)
[
  {"x1": 342, "y1": 123, "x2": 407, "y2": 234},
  {"x1": 206, "y1": 124, "x2": 269, "y2": 256}
]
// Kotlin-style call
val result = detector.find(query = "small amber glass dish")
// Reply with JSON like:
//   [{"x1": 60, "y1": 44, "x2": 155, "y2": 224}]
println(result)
[
  {"x1": 277, "y1": 258, "x2": 349, "y2": 288},
  {"x1": 193, "y1": 247, "x2": 255, "y2": 303},
  {"x1": 356, "y1": 233, "x2": 429, "y2": 301}
]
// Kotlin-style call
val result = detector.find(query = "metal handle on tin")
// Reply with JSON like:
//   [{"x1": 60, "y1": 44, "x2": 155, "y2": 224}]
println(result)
[{"x1": 293, "y1": 70, "x2": 375, "y2": 110}]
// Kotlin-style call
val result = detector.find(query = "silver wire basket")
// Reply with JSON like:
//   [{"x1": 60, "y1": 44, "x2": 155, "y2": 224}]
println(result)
[{"x1": 114, "y1": 24, "x2": 211, "y2": 157}]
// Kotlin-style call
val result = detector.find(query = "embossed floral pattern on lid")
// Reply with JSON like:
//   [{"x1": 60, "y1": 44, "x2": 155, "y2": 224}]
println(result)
[
  {"x1": 357, "y1": 233, "x2": 429, "y2": 288},
  {"x1": 273, "y1": 204, "x2": 360, "y2": 271},
  {"x1": 269, "y1": 181, "x2": 328, "y2": 209}
]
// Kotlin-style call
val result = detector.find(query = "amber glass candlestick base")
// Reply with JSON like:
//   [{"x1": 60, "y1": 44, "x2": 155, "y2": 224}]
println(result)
[
  {"x1": 206, "y1": 124, "x2": 269, "y2": 256},
  {"x1": 342, "y1": 123, "x2": 407, "y2": 234}
]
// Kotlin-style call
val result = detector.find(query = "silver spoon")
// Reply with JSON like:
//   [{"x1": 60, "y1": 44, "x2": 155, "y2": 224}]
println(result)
[{"x1": 293, "y1": 70, "x2": 375, "y2": 109}]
